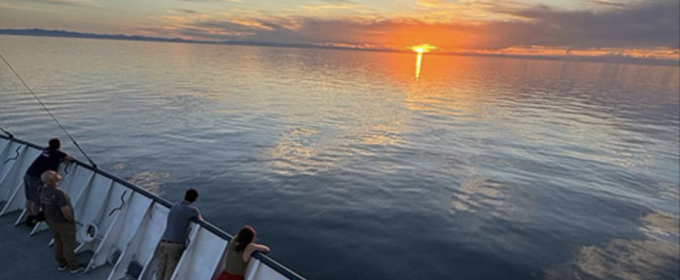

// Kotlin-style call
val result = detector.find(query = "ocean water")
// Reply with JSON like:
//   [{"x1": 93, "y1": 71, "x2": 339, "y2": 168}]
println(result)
[{"x1": 0, "y1": 35, "x2": 678, "y2": 280}]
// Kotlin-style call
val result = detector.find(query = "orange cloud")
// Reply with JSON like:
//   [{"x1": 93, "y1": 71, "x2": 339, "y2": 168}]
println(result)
[
  {"x1": 300, "y1": 3, "x2": 354, "y2": 11},
  {"x1": 415, "y1": 0, "x2": 458, "y2": 9},
  {"x1": 23, "y1": 0, "x2": 93, "y2": 6},
  {"x1": 133, "y1": 0, "x2": 678, "y2": 63}
]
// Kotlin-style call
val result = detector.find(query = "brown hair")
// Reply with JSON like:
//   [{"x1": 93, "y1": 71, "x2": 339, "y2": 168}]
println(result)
[{"x1": 234, "y1": 225, "x2": 255, "y2": 252}]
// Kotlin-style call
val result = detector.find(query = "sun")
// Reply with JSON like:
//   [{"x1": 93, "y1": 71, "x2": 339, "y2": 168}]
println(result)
[{"x1": 409, "y1": 44, "x2": 437, "y2": 54}]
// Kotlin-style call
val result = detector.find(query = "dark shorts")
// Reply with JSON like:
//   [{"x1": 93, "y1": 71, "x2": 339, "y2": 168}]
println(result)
[{"x1": 24, "y1": 174, "x2": 43, "y2": 202}]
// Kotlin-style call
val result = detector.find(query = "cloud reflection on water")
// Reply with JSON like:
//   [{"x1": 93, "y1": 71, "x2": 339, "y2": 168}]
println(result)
[{"x1": 545, "y1": 211, "x2": 680, "y2": 280}]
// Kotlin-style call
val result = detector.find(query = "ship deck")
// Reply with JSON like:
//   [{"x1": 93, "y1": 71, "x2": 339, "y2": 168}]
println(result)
[
  {"x1": 0, "y1": 208, "x2": 112, "y2": 280},
  {"x1": 1, "y1": 135, "x2": 305, "y2": 280}
]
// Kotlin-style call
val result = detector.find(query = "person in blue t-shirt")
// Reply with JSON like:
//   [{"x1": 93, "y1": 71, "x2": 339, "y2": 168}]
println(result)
[
  {"x1": 156, "y1": 188, "x2": 202, "y2": 280},
  {"x1": 24, "y1": 138, "x2": 74, "y2": 227}
]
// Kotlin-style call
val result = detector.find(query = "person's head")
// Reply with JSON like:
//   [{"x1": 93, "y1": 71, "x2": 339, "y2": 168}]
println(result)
[
  {"x1": 235, "y1": 225, "x2": 256, "y2": 252},
  {"x1": 184, "y1": 188, "x2": 199, "y2": 203},
  {"x1": 41, "y1": 170, "x2": 61, "y2": 188},
  {"x1": 48, "y1": 138, "x2": 61, "y2": 150}
]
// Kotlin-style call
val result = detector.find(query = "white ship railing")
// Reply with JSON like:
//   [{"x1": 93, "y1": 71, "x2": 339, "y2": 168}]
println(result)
[{"x1": 0, "y1": 134, "x2": 306, "y2": 280}]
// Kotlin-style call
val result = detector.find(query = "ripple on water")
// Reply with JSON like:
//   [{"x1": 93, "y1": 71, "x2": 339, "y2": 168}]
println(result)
[
  {"x1": 0, "y1": 36, "x2": 678, "y2": 280},
  {"x1": 545, "y1": 212, "x2": 680, "y2": 280}
]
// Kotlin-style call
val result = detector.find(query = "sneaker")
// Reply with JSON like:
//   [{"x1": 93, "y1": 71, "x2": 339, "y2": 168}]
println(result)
[
  {"x1": 69, "y1": 265, "x2": 85, "y2": 274},
  {"x1": 36, "y1": 211, "x2": 46, "y2": 222},
  {"x1": 57, "y1": 265, "x2": 67, "y2": 271},
  {"x1": 26, "y1": 216, "x2": 36, "y2": 227}
]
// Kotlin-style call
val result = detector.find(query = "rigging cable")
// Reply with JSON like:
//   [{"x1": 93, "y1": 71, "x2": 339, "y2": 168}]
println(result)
[{"x1": 0, "y1": 50, "x2": 97, "y2": 168}]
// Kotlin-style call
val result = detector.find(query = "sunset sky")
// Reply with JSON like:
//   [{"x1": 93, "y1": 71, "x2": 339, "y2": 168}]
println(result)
[{"x1": 1, "y1": 0, "x2": 678, "y2": 60}]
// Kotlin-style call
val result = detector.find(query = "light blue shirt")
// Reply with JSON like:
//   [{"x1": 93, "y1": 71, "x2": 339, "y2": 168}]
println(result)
[{"x1": 161, "y1": 201, "x2": 199, "y2": 243}]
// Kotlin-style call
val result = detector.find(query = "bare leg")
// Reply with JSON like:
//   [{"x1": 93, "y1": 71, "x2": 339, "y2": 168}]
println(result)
[
  {"x1": 25, "y1": 201, "x2": 34, "y2": 216},
  {"x1": 28, "y1": 201, "x2": 39, "y2": 216}
]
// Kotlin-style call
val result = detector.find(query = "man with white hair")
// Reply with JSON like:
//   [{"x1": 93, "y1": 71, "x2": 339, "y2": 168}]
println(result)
[{"x1": 39, "y1": 170, "x2": 84, "y2": 274}]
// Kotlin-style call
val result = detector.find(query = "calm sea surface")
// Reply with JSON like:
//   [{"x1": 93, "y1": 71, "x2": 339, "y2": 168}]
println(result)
[{"x1": 1, "y1": 35, "x2": 678, "y2": 280}]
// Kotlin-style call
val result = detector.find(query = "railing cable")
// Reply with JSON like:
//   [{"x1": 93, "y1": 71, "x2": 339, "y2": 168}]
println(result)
[
  {"x1": 0, "y1": 125, "x2": 13, "y2": 138},
  {"x1": 0, "y1": 50, "x2": 97, "y2": 168}
]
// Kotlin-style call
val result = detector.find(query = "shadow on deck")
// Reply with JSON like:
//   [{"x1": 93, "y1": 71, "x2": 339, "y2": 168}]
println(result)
[{"x1": 0, "y1": 208, "x2": 114, "y2": 280}]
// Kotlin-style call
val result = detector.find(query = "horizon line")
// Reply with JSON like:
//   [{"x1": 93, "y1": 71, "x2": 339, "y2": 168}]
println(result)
[{"x1": 0, "y1": 28, "x2": 678, "y2": 67}]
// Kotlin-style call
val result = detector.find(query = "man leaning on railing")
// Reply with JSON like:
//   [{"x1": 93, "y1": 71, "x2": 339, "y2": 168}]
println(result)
[{"x1": 156, "y1": 188, "x2": 203, "y2": 280}]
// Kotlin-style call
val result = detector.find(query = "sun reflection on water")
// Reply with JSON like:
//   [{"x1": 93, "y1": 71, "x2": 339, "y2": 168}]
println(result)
[
  {"x1": 415, "y1": 52, "x2": 423, "y2": 81},
  {"x1": 409, "y1": 44, "x2": 436, "y2": 81}
]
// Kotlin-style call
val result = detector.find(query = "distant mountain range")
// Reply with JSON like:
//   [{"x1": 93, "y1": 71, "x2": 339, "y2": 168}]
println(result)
[
  {"x1": 1, "y1": 28, "x2": 677, "y2": 66},
  {"x1": 0, "y1": 28, "x2": 388, "y2": 52},
  {"x1": 0, "y1": 28, "x2": 193, "y2": 43}
]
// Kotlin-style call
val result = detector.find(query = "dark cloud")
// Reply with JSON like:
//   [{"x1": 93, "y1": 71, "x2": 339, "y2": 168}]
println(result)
[
  {"x1": 160, "y1": 0, "x2": 679, "y2": 51},
  {"x1": 497, "y1": 0, "x2": 680, "y2": 49},
  {"x1": 167, "y1": 9, "x2": 199, "y2": 14},
  {"x1": 191, "y1": 17, "x2": 298, "y2": 35},
  {"x1": 23, "y1": 0, "x2": 90, "y2": 6},
  {"x1": 588, "y1": 0, "x2": 629, "y2": 8},
  {"x1": 195, "y1": 22, "x2": 263, "y2": 34}
]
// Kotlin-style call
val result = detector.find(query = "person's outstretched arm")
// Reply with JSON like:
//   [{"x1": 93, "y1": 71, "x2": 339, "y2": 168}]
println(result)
[{"x1": 243, "y1": 243, "x2": 271, "y2": 262}]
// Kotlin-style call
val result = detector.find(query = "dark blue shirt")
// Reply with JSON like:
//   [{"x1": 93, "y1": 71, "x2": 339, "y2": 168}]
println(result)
[
  {"x1": 26, "y1": 148, "x2": 68, "y2": 176},
  {"x1": 161, "y1": 201, "x2": 200, "y2": 243}
]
